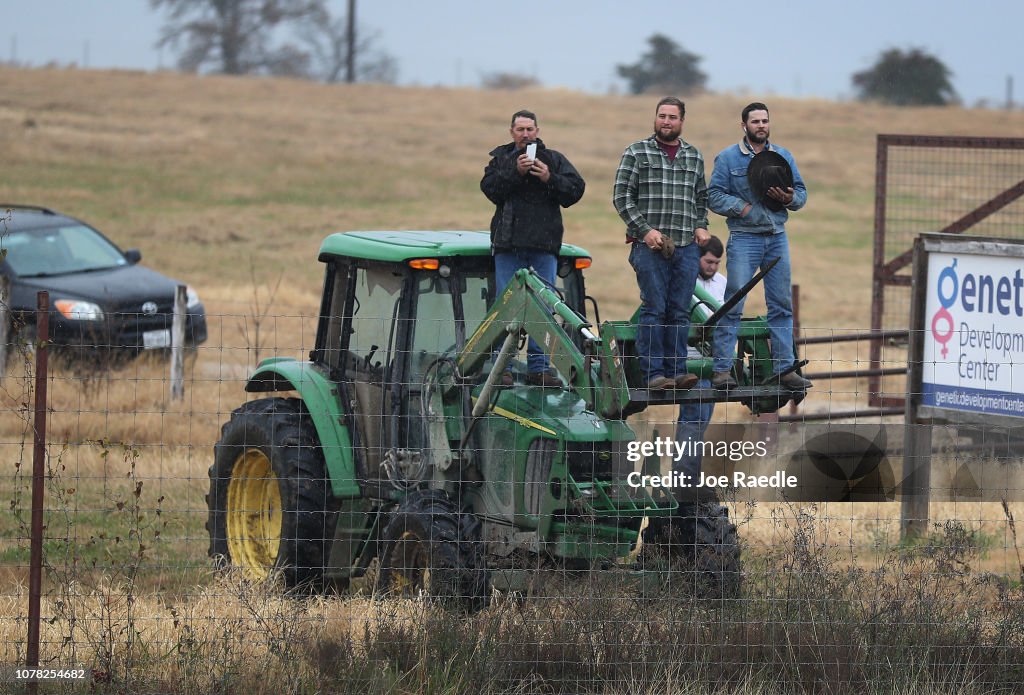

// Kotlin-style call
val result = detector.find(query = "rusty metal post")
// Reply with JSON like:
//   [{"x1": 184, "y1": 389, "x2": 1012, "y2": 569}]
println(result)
[
  {"x1": 789, "y1": 283, "x2": 800, "y2": 417},
  {"x1": 0, "y1": 275, "x2": 9, "y2": 378},
  {"x1": 27, "y1": 291, "x2": 49, "y2": 689},
  {"x1": 869, "y1": 135, "x2": 890, "y2": 408}
]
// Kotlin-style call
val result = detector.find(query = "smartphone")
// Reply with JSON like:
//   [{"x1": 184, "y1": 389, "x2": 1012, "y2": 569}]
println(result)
[{"x1": 525, "y1": 143, "x2": 537, "y2": 160}]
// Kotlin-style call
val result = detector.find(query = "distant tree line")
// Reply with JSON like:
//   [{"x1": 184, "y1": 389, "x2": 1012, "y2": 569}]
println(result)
[
  {"x1": 615, "y1": 35, "x2": 958, "y2": 106},
  {"x1": 147, "y1": 5, "x2": 960, "y2": 106},
  {"x1": 150, "y1": 0, "x2": 396, "y2": 83}
]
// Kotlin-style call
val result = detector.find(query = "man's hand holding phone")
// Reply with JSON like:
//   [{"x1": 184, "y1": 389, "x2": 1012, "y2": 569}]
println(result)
[
  {"x1": 517, "y1": 142, "x2": 549, "y2": 181},
  {"x1": 516, "y1": 144, "x2": 535, "y2": 175}
]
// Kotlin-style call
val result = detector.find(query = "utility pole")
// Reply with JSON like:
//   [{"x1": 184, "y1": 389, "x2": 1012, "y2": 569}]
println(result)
[{"x1": 346, "y1": 0, "x2": 356, "y2": 83}]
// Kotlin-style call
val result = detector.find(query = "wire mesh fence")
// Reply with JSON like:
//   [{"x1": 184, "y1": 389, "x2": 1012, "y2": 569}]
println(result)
[
  {"x1": 869, "y1": 135, "x2": 1024, "y2": 408},
  {"x1": 3, "y1": 306, "x2": 1024, "y2": 694}
]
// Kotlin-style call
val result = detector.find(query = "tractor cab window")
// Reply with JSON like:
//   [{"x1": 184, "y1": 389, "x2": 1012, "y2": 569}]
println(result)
[
  {"x1": 457, "y1": 272, "x2": 491, "y2": 336},
  {"x1": 347, "y1": 265, "x2": 404, "y2": 376},
  {"x1": 403, "y1": 258, "x2": 587, "y2": 385},
  {"x1": 315, "y1": 262, "x2": 350, "y2": 372},
  {"x1": 407, "y1": 269, "x2": 490, "y2": 383},
  {"x1": 556, "y1": 257, "x2": 588, "y2": 319},
  {"x1": 553, "y1": 258, "x2": 592, "y2": 353}
]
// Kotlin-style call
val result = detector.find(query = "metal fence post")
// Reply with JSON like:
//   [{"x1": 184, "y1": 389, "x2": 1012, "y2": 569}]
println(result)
[
  {"x1": 170, "y1": 285, "x2": 186, "y2": 401},
  {"x1": 0, "y1": 276, "x2": 9, "y2": 379},
  {"x1": 27, "y1": 290, "x2": 49, "y2": 692},
  {"x1": 789, "y1": 283, "x2": 800, "y2": 418}
]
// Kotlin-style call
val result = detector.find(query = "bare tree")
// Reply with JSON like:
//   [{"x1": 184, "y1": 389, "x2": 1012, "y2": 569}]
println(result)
[
  {"x1": 297, "y1": 3, "x2": 397, "y2": 84},
  {"x1": 151, "y1": 0, "x2": 323, "y2": 75}
]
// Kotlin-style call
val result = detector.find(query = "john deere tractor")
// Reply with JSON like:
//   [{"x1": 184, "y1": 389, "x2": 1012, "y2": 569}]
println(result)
[{"x1": 207, "y1": 231, "x2": 805, "y2": 606}]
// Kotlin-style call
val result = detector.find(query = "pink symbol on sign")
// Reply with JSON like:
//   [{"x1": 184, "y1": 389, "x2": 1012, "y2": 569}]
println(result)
[
  {"x1": 930, "y1": 258, "x2": 958, "y2": 359},
  {"x1": 931, "y1": 307, "x2": 954, "y2": 358}
]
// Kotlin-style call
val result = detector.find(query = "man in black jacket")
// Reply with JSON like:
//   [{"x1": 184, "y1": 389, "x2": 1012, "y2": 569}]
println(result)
[{"x1": 481, "y1": 109, "x2": 585, "y2": 386}]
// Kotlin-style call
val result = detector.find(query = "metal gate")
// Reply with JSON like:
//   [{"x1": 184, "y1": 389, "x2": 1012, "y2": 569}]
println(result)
[{"x1": 869, "y1": 135, "x2": 1024, "y2": 407}]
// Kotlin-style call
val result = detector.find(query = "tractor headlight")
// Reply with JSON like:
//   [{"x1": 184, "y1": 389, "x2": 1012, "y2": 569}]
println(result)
[{"x1": 54, "y1": 299, "x2": 104, "y2": 321}]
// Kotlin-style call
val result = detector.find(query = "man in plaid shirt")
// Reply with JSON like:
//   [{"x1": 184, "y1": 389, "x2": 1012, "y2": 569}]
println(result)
[{"x1": 613, "y1": 97, "x2": 710, "y2": 391}]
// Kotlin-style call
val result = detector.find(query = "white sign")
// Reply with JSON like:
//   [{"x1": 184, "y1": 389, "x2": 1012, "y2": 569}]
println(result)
[{"x1": 922, "y1": 251, "x2": 1024, "y2": 417}]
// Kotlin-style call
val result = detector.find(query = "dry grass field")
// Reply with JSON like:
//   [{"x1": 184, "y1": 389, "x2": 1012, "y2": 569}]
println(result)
[
  {"x1": 4, "y1": 63, "x2": 1024, "y2": 565},
  {"x1": 3, "y1": 66, "x2": 1024, "y2": 692}
]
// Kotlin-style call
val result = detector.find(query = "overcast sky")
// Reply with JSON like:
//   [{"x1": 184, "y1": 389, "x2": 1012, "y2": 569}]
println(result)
[{"x1": 3, "y1": 0, "x2": 1020, "y2": 106}]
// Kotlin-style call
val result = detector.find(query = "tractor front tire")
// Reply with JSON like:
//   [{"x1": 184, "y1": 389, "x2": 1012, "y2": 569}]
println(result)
[
  {"x1": 376, "y1": 490, "x2": 489, "y2": 610},
  {"x1": 687, "y1": 503, "x2": 742, "y2": 599},
  {"x1": 207, "y1": 397, "x2": 336, "y2": 590},
  {"x1": 643, "y1": 502, "x2": 741, "y2": 599}
]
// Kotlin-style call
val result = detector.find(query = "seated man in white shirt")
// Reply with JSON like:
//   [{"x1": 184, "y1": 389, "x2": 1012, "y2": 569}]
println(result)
[
  {"x1": 676, "y1": 235, "x2": 726, "y2": 480},
  {"x1": 696, "y1": 235, "x2": 726, "y2": 302}
]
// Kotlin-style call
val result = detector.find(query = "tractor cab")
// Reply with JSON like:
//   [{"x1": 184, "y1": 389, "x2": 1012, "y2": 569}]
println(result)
[{"x1": 309, "y1": 230, "x2": 592, "y2": 494}]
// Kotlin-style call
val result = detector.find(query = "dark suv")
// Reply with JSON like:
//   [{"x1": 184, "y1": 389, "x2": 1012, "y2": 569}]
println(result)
[{"x1": 2, "y1": 205, "x2": 208, "y2": 361}]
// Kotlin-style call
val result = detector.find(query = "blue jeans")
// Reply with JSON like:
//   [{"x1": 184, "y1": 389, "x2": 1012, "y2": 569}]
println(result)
[
  {"x1": 712, "y1": 231, "x2": 794, "y2": 374},
  {"x1": 629, "y1": 241, "x2": 700, "y2": 381},
  {"x1": 674, "y1": 378, "x2": 714, "y2": 478},
  {"x1": 494, "y1": 250, "x2": 557, "y2": 373}
]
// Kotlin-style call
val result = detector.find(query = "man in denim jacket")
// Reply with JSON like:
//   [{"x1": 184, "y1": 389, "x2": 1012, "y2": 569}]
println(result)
[{"x1": 708, "y1": 102, "x2": 811, "y2": 391}]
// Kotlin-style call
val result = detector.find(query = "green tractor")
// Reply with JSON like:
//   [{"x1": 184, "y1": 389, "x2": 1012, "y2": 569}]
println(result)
[{"x1": 207, "y1": 231, "x2": 805, "y2": 606}]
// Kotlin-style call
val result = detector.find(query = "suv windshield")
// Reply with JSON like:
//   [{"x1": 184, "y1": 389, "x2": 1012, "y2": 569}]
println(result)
[{"x1": 4, "y1": 224, "x2": 127, "y2": 277}]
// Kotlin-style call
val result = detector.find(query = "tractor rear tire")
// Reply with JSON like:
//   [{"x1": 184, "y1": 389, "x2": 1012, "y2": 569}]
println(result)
[
  {"x1": 376, "y1": 490, "x2": 489, "y2": 611},
  {"x1": 207, "y1": 397, "x2": 336, "y2": 590}
]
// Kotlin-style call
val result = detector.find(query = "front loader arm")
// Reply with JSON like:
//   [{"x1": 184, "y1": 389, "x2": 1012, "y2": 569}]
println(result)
[{"x1": 455, "y1": 269, "x2": 630, "y2": 418}]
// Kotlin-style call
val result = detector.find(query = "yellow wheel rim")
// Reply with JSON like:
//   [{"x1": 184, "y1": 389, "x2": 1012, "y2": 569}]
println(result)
[
  {"x1": 226, "y1": 449, "x2": 282, "y2": 580},
  {"x1": 389, "y1": 531, "x2": 431, "y2": 594}
]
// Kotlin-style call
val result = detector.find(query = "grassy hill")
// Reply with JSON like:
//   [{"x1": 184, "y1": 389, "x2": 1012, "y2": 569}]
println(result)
[{"x1": 4, "y1": 66, "x2": 1023, "y2": 327}]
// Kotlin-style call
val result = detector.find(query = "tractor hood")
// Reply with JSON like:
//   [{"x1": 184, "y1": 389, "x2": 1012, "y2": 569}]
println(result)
[{"x1": 485, "y1": 386, "x2": 635, "y2": 443}]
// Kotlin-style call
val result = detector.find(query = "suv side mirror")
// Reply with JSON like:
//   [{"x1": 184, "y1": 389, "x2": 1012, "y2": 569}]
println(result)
[{"x1": 124, "y1": 249, "x2": 142, "y2": 264}]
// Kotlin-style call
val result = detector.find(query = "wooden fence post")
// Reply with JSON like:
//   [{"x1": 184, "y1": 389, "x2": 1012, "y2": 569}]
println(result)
[{"x1": 170, "y1": 285, "x2": 186, "y2": 401}]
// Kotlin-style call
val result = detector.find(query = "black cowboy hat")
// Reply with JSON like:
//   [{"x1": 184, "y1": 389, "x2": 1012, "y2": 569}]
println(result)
[{"x1": 748, "y1": 150, "x2": 793, "y2": 212}]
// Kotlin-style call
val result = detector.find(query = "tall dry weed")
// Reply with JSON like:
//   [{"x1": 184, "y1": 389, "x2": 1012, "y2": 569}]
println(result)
[{"x1": 4, "y1": 507, "x2": 1024, "y2": 693}]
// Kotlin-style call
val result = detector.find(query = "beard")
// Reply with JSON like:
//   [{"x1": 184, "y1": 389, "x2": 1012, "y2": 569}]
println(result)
[
  {"x1": 655, "y1": 123, "x2": 682, "y2": 143},
  {"x1": 745, "y1": 127, "x2": 769, "y2": 145}
]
